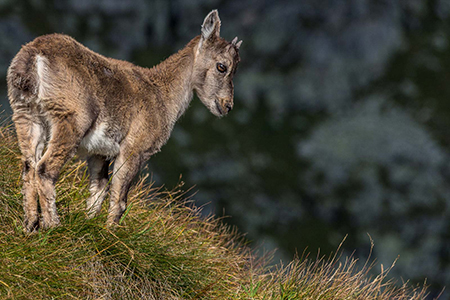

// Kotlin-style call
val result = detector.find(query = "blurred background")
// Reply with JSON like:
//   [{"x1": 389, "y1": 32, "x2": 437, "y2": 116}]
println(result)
[{"x1": 0, "y1": 0, "x2": 449, "y2": 298}]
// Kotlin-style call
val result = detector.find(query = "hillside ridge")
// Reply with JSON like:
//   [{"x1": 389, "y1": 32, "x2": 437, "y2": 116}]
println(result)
[{"x1": 0, "y1": 123, "x2": 432, "y2": 299}]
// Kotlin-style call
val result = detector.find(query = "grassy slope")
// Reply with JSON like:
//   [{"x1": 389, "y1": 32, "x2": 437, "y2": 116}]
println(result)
[{"x1": 0, "y1": 123, "x2": 432, "y2": 299}]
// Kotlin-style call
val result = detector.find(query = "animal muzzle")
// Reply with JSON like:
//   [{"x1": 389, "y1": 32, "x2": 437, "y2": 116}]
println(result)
[{"x1": 218, "y1": 98, "x2": 233, "y2": 115}]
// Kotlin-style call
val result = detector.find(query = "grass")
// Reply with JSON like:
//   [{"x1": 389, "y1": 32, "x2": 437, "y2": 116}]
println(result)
[{"x1": 0, "y1": 122, "x2": 434, "y2": 299}]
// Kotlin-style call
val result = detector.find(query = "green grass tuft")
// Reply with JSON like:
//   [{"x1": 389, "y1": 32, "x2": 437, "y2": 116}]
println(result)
[{"x1": 0, "y1": 123, "x2": 433, "y2": 299}]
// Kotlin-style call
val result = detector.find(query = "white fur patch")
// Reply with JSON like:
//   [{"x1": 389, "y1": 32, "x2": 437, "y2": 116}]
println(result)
[
  {"x1": 35, "y1": 55, "x2": 52, "y2": 99},
  {"x1": 79, "y1": 123, "x2": 120, "y2": 158},
  {"x1": 32, "y1": 122, "x2": 45, "y2": 162}
]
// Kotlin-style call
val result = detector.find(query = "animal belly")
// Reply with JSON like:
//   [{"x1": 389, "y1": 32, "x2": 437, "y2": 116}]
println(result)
[{"x1": 79, "y1": 125, "x2": 120, "y2": 157}]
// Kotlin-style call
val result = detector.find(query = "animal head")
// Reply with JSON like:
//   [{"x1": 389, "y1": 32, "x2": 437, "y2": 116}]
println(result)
[{"x1": 193, "y1": 10, "x2": 242, "y2": 117}]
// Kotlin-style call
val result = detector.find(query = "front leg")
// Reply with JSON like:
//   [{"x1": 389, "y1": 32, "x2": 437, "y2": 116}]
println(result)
[{"x1": 107, "y1": 150, "x2": 143, "y2": 225}]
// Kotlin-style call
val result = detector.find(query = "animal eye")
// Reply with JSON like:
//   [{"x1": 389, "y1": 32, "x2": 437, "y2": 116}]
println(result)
[{"x1": 216, "y1": 63, "x2": 227, "y2": 73}]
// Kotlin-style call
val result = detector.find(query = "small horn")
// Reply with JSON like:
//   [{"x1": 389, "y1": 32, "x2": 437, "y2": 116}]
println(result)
[
  {"x1": 235, "y1": 40, "x2": 243, "y2": 49},
  {"x1": 231, "y1": 37, "x2": 238, "y2": 45}
]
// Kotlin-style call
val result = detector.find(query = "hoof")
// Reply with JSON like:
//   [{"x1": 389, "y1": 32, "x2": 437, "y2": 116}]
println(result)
[
  {"x1": 41, "y1": 217, "x2": 61, "y2": 230},
  {"x1": 24, "y1": 218, "x2": 39, "y2": 233}
]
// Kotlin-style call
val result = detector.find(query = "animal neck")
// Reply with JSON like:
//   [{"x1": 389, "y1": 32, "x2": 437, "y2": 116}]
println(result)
[{"x1": 148, "y1": 36, "x2": 201, "y2": 122}]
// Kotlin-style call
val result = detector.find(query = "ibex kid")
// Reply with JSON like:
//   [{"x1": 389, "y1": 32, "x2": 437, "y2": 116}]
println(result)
[{"x1": 7, "y1": 10, "x2": 242, "y2": 232}]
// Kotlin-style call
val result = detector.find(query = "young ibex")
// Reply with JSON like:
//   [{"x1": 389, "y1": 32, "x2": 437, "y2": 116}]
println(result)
[{"x1": 7, "y1": 10, "x2": 242, "y2": 232}]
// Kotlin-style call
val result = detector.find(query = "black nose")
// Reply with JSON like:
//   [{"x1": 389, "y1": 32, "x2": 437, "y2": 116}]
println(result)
[{"x1": 225, "y1": 103, "x2": 232, "y2": 113}]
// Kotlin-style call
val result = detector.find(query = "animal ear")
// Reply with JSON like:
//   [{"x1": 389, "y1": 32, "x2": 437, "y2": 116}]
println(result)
[{"x1": 201, "y1": 10, "x2": 221, "y2": 41}]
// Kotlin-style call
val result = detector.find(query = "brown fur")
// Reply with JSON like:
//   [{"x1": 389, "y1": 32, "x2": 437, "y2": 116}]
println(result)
[{"x1": 7, "y1": 10, "x2": 241, "y2": 231}]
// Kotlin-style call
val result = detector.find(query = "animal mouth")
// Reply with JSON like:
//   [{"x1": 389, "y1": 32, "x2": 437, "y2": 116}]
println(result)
[{"x1": 215, "y1": 99, "x2": 225, "y2": 116}]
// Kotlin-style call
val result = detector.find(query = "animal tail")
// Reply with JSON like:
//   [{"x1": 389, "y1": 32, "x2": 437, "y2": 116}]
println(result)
[{"x1": 7, "y1": 46, "x2": 42, "y2": 102}]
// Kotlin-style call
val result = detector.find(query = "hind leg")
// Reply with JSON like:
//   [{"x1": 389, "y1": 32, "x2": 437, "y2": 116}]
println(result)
[
  {"x1": 86, "y1": 155, "x2": 110, "y2": 218},
  {"x1": 12, "y1": 110, "x2": 46, "y2": 232},
  {"x1": 36, "y1": 117, "x2": 83, "y2": 229}
]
